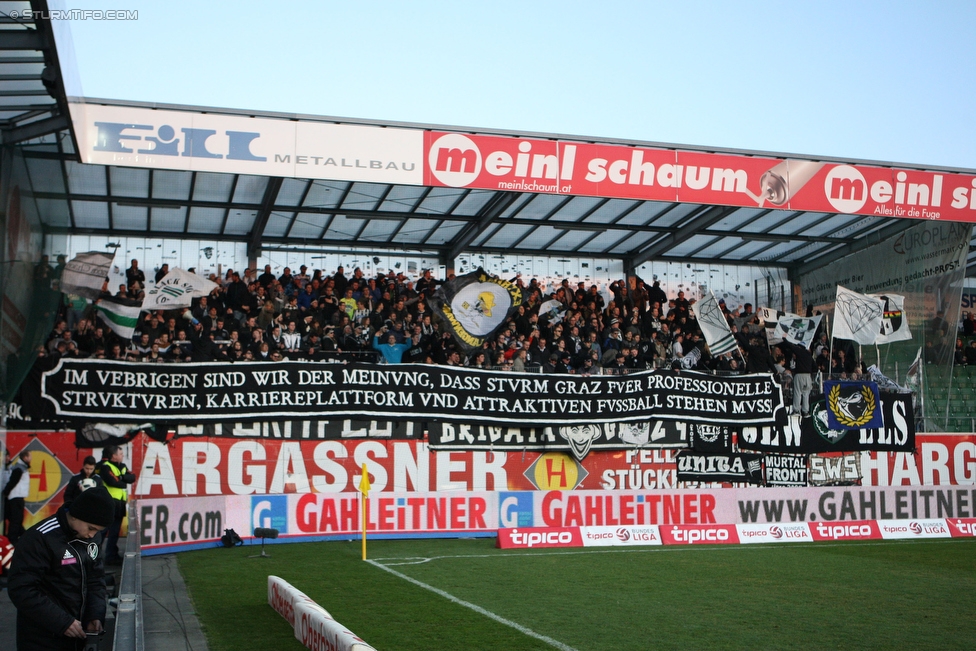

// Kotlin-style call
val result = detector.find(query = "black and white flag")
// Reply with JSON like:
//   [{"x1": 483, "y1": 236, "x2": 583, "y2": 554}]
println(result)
[{"x1": 429, "y1": 268, "x2": 522, "y2": 352}]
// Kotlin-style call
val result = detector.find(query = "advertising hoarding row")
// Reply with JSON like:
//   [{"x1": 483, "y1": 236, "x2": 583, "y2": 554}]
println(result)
[{"x1": 72, "y1": 102, "x2": 976, "y2": 224}]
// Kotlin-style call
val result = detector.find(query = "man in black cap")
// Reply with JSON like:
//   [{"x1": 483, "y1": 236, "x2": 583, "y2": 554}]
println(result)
[{"x1": 8, "y1": 486, "x2": 114, "y2": 650}]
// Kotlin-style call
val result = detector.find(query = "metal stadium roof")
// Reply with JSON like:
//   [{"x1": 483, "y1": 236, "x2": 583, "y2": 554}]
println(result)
[
  {"x1": 0, "y1": 0, "x2": 74, "y2": 146},
  {"x1": 4, "y1": 7, "x2": 975, "y2": 278}
]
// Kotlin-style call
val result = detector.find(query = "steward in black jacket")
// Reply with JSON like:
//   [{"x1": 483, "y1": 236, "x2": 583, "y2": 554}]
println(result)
[{"x1": 7, "y1": 487, "x2": 114, "y2": 650}]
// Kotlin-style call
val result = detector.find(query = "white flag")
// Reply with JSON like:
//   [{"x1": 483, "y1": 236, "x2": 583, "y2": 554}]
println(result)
[
  {"x1": 869, "y1": 293, "x2": 911, "y2": 343},
  {"x1": 757, "y1": 307, "x2": 801, "y2": 324},
  {"x1": 60, "y1": 251, "x2": 115, "y2": 300},
  {"x1": 95, "y1": 296, "x2": 141, "y2": 340},
  {"x1": 142, "y1": 267, "x2": 218, "y2": 311},
  {"x1": 776, "y1": 315, "x2": 823, "y2": 349},
  {"x1": 832, "y1": 286, "x2": 884, "y2": 345},
  {"x1": 692, "y1": 291, "x2": 738, "y2": 355}
]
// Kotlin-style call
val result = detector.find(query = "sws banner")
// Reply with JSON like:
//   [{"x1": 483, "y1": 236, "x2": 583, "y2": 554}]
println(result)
[
  {"x1": 737, "y1": 392, "x2": 914, "y2": 454},
  {"x1": 39, "y1": 359, "x2": 783, "y2": 427}
]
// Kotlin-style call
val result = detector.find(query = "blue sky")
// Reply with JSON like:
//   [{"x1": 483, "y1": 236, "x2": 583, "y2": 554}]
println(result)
[{"x1": 59, "y1": 1, "x2": 976, "y2": 169}]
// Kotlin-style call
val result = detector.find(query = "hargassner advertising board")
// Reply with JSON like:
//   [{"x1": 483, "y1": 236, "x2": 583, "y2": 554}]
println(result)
[{"x1": 70, "y1": 103, "x2": 423, "y2": 185}]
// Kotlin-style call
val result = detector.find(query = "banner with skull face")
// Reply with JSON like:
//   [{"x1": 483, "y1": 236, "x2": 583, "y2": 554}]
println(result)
[{"x1": 429, "y1": 268, "x2": 522, "y2": 352}]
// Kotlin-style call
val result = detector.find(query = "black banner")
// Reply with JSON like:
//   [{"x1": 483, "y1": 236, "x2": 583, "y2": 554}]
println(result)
[
  {"x1": 174, "y1": 420, "x2": 420, "y2": 439},
  {"x1": 763, "y1": 454, "x2": 808, "y2": 486},
  {"x1": 690, "y1": 423, "x2": 733, "y2": 452},
  {"x1": 39, "y1": 359, "x2": 783, "y2": 427},
  {"x1": 428, "y1": 268, "x2": 522, "y2": 352},
  {"x1": 808, "y1": 453, "x2": 862, "y2": 486},
  {"x1": 675, "y1": 451, "x2": 764, "y2": 484},
  {"x1": 428, "y1": 419, "x2": 691, "y2": 460},
  {"x1": 738, "y1": 392, "x2": 914, "y2": 453}
]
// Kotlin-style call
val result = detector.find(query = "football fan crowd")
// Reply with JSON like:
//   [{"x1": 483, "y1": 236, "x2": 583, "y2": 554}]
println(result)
[{"x1": 36, "y1": 256, "x2": 964, "y2": 378}]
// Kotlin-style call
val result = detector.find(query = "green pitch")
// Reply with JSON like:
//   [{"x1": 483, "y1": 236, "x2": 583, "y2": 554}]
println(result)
[{"x1": 177, "y1": 537, "x2": 976, "y2": 650}]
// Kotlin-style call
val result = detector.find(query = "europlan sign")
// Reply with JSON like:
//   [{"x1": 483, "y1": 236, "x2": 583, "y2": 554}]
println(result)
[{"x1": 71, "y1": 102, "x2": 976, "y2": 223}]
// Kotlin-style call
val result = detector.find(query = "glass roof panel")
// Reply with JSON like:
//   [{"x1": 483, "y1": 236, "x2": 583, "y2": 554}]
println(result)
[
  {"x1": 583, "y1": 198, "x2": 639, "y2": 224},
  {"x1": 71, "y1": 201, "x2": 109, "y2": 229},
  {"x1": 262, "y1": 211, "x2": 294, "y2": 238},
  {"x1": 192, "y1": 172, "x2": 235, "y2": 202},
  {"x1": 735, "y1": 208, "x2": 799, "y2": 233},
  {"x1": 753, "y1": 241, "x2": 802, "y2": 261},
  {"x1": 35, "y1": 198, "x2": 71, "y2": 227},
  {"x1": 514, "y1": 194, "x2": 569, "y2": 220},
  {"x1": 483, "y1": 224, "x2": 533, "y2": 248},
  {"x1": 65, "y1": 160, "x2": 107, "y2": 195},
  {"x1": 415, "y1": 187, "x2": 464, "y2": 214},
  {"x1": 614, "y1": 201, "x2": 673, "y2": 226},
  {"x1": 231, "y1": 175, "x2": 269, "y2": 204},
  {"x1": 289, "y1": 212, "x2": 329, "y2": 238},
  {"x1": 151, "y1": 170, "x2": 192, "y2": 201},
  {"x1": 607, "y1": 231, "x2": 656, "y2": 254},
  {"x1": 547, "y1": 231, "x2": 595, "y2": 251},
  {"x1": 709, "y1": 207, "x2": 767, "y2": 231},
  {"x1": 549, "y1": 196, "x2": 603, "y2": 221},
  {"x1": 514, "y1": 225, "x2": 565, "y2": 249},
  {"x1": 379, "y1": 185, "x2": 428, "y2": 213},
  {"x1": 721, "y1": 239, "x2": 775, "y2": 260},
  {"x1": 646, "y1": 203, "x2": 703, "y2": 228},
  {"x1": 397, "y1": 219, "x2": 439, "y2": 244},
  {"x1": 666, "y1": 234, "x2": 720, "y2": 257},
  {"x1": 321, "y1": 215, "x2": 361, "y2": 240},
  {"x1": 275, "y1": 178, "x2": 308, "y2": 206},
  {"x1": 112, "y1": 204, "x2": 148, "y2": 231},
  {"x1": 150, "y1": 207, "x2": 187, "y2": 232},
  {"x1": 303, "y1": 180, "x2": 347, "y2": 209},
  {"x1": 358, "y1": 220, "x2": 400, "y2": 241},
  {"x1": 109, "y1": 167, "x2": 150, "y2": 198},
  {"x1": 694, "y1": 236, "x2": 744, "y2": 258},
  {"x1": 25, "y1": 157, "x2": 65, "y2": 193},
  {"x1": 573, "y1": 229, "x2": 627, "y2": 253},
  {"x1": 187, "y1": 207, "x2": 226, "y2": 234},
  {"x1": 340, "y1": 182, "x2": 388, "y2": 211},
  {"x1": 452, "y1": 190, "x2": 494, "y2": 216},
  {"x1": 499, "y1": 193, "x2": 535, "y2": 218},
  {"x1": 223, "y1": 209, "x2": 258, "y2": 236},
  {"x1": 774, "y1": 241, "x2": 835, "y2": 263},
  {"x1": 424, "y1": 221, "x2": 467, "y2": 245}
]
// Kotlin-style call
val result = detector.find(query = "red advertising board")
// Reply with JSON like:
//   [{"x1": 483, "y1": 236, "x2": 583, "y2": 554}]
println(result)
[
  {"x1": 424, "y1": 132, "x2": 976, "y2": 223},
  {"x1": 809, "y1": 519, "x2": 882, "y2": 542},
  {"x1": 946, "y1": 518, "x2": 976, "y2": 537},
  {"x1": 496, "y1": 526, "x2": 582, "y2": 549},
  {"x1": 659, "y1": 524, "x2": 740, "y2": 545},
  {"x1": 862, "y1": 434, "x2": 976, "y2": 485}
]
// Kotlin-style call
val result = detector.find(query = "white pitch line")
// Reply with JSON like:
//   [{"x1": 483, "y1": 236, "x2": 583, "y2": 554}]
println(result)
[
  {"x1": 365, "y1": 558, "x2": 579, "y2": 651},
  {"x1": 368, "y1": 536, "x2": 973, "y2": 564}
]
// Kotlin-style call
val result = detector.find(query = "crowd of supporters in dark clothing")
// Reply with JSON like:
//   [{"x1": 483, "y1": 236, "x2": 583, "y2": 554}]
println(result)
[{"x1": 37, "y1": 256, "x2": 965, "y2": 377}]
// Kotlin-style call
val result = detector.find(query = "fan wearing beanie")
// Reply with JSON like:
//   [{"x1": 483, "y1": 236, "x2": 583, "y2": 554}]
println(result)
[{"x1": 7, "y1": 486, "x2": 114, "y2": 650}]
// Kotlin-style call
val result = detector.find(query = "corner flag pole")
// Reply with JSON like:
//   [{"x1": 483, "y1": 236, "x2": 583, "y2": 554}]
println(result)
[{"x1": 359, "y1": 462, "x2": 371, "y2": 560}]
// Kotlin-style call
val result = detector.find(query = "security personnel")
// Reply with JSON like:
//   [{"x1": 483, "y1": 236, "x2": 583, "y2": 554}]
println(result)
[
  {"x1": 8, "y1": 486, "x2": 115, "y2": 650},
  {"x1": 96, "y1": 445, "x2": 136, "y2": 565},
  {"x1": 3, "y1": 449, "x2": 31, "y2": 544}
]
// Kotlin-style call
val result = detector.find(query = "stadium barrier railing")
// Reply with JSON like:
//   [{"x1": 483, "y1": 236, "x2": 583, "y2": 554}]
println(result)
[{"x1": 114, "y1": 500, "x2": 144, "y2": 651}]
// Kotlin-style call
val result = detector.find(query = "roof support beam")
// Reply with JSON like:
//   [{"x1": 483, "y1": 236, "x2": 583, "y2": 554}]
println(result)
[
  {"x1": 628, "y1": 205, "x2": 739, "y2": 268},
  {"x1": 1, "y1": 113, "x2": 68, "y2": 144},
  {"x1": 247, "y1": 177, "x2": 283, "y2": 259},
  {"x1": 446, "y1": 191, "x2": 520, "y2": 261}
]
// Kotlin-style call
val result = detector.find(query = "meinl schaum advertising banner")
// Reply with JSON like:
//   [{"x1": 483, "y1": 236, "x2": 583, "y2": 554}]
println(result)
[
  {"x1": 424, "y1": 131, "x2": 976, "y2": 223},
  {"x1": 40, "y1": 360, "x2": 783, "y2": 427}
]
